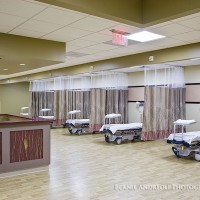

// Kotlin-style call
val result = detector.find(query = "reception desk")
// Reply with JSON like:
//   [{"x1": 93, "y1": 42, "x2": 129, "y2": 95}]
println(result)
[{"x1": 0, "y1": 114, "x2": 51, "y2": 174}]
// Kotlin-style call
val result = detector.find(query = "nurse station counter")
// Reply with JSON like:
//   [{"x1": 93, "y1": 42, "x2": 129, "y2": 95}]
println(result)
[{"x1": 0, "y1": 114, "x2": 51, "y2": 174}]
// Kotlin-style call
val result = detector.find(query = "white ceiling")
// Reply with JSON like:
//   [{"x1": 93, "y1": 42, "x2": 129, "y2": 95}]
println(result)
[{"x1": 1, "y1": 0, "x2": 200, "y2": 79}]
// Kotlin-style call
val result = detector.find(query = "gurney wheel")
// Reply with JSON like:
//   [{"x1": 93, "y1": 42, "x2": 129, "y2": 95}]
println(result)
[
  {"x1": 195, "y1": 152, "x2": 200, "y2": 161},
  {"x1": 68, "y1": 129, "x2": 73, "y2": 134},
  {"x1": 172, "y1": 147, "x2": 181, "y2": 158},
  {"x1": 115, "y1": 138, "x2": 122, "y2": 145},
  {"x1": 77, "y1": 130, "x2": 82, "y2": 135}
]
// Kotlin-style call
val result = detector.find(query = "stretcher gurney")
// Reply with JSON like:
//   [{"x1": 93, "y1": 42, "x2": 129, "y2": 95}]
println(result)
[
  {"x1": 39, "y1": 108, "x2": 54, "y2": 120},
  {"x1": 20, "y1": 107, "x2": 29, "y2": 116},
  {"x1": 166, "y1": 119, "x2": 200, "y2": 161},
  {"x1": 39, "y1": 108, "x2": 55, "y2": 127},
  {"x1": 100, "y1": 113, "x2": 142, "y2": 144},
  {"x1": 63, "y1": 110, "x2": 90, "y2": 135}
]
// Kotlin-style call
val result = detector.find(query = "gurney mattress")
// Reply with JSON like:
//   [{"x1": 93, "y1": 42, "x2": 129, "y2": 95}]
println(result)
[
  {"x1": 39, "y1": 116, "x2": 54, "y2": 120},
  {"x1": 100, "y1": 123, "x2": 142, "y2": 134},
  {"x1": 66, "y1": 119, "x2": 89, "y2": 126},
  {"x1": 167, "y1": 131, "x2": 200, "y2": 145}
]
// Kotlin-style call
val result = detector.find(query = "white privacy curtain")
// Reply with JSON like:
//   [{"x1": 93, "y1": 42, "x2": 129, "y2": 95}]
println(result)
[
  {"x1": 29, "y1": 72, "x2": 128, "y2": 129},
  {"x1": 91, "y1": 72, "x2": 128, "y2": 90},
  {"x1": 142, "y1": 65, "x2": 186, "y2": 140},
  {"x1": 90, "y1": 72, "x2": 128, "y2": 132},
  {"x1": 29, "y1": 79, "x2": 54, "y2": 118},
  {"x1": 54, "y1": 76, "x2": 91, "y2": 125},
  {"x1": 54, "y1": 76, "x2": 91, "y2": 91}
]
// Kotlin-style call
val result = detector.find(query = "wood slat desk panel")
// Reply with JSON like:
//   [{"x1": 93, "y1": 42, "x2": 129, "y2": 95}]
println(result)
[
  {"x1": 0, "y1": 114, "x2": 51, "y2": 173},
  {"x1": 10, "y1": 129, "x2": 43, "y2": 163},
  {"x1": 0, "y1": 132, "x2": 2, "y2": 164}
]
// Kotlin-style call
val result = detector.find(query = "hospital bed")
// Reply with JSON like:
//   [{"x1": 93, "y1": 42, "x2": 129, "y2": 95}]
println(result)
[
  {"x1": 63, "y1": 110, "x2": 90, "y2": 135},
  {"x1": 39, "y1": 108, "x2": 55, "y2": 120},
  {"x1": 100, "y1": 113, "x2": 142, "y2": 144},
  {"x1": 20, "y1": 107, "x2": 29, "y2": 116},
  {"x1": 39, "y1": 108, "x2": 55, "y2": 127},
  {"x1": 166, "y1": 119, "x2": 200, "y2": 161}
]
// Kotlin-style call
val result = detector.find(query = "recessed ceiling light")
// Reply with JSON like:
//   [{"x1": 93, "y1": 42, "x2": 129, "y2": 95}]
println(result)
[
  {"x1": 126, "y1": 31, "x2": 165, "y2": 42},
  {"x1": 191, "y1": 57, "x2": 200, "y2": 61},
  {"x1": 20, "y1": 63, "x2": 26, "y2": 66},
  {"x1": 3, "y1": 69, "x2": 8, "y2": 70}
]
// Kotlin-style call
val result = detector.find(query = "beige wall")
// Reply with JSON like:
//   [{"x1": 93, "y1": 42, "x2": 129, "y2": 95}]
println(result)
[
  {"x1": 0, "y1": 82, "x2": 29, "y2": 115},
  {"x1": 128, "y1": 71, "x2": 144, "y2": 86},
  {"x1": 128, "y1": 65, "x2": 200, "y2": 85},
  {"x1": 185, "y1": 65, "x2": 200, "y2": 83}
]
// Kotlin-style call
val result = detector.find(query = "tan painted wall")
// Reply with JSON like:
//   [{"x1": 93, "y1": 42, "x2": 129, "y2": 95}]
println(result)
[
  {"x1": 0, "y1": 82, "x2": 30, "y2": 115},
  {"x1": 128, "y1": 71, "x2": 144, "y2": 86},
  {"x1": 128, "y1": 65, "x2": 200, "y2": 84},
  {"x1": 185, "y1": 65, "x2": 200, "y2": 83}
]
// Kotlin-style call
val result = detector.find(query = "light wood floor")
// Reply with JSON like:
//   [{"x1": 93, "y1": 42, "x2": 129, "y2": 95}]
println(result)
[{"x1": 1, "y1": 129, "x2": 200, "y2": 200}]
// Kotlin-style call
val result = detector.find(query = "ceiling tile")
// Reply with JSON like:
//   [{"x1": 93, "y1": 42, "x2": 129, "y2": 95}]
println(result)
[
  {"x1": 89, "y1": 43, "x2": 119, "y2": 51},
  {"x1": 41, "y1": 34, "x2": 74, "y2": 42},
  {"x1": 93, "y1": 51, "x2": 125, "y2": 59},
  {"x1": 150, "y1": 23, "x2": 192, "y2": 36},
  {"x1": 187, "y1": 39, "x2": 200, "y2": 44},
  {"x1": 98, "y1": 48, "x2": 127, "y2": 55},
  {"x1": 67, "y1": 39, "x2": 98, "y2": 47},
  {"x1": 101, "y1": 38, "x2": 139, "y2": 47},
  {"x1": 10, "y1": 28, "x2": 45, "y2": 38},
  {"x1": 51, "y1": 5, "x2": 88, "y2": 16},
  {"x1": 73, "y1": 48, "x2": 102, "y2": 54},
  {"x1": 0, "y1": 25, "x2": 13, "y2": 33},
  {"x1": 17, "y1": 19, "x2": 62, "y2": 34},
  {"x1": 69, "y1": 16, "x2": 118, "y2": 32},
  {"x1": 99, "y1": 27, "x2": 114, "y2": 36},
  {"x1": 177, "y1": 16, "x2": 200, "y2": 30},
  {"x1": 103, "y1": 40, "x2": 126, "y2": 47},
  {"x1": 33, "y1": 7, "x2": 87, "y2": 26},
  {"x1": 160, "y1": 41, "x2": 189, "y2": 48},
  {"x1": 65, "y1": 56, "x2": 76, "y2": 61},
  {"x1": 24, "y1": 0, "x2": 49, "y2": 6},
  {"x1": 146, "y1": 37, "x2": 183, "y2": 47},
  {"x1": 0, "y1": 0, "x2": 47, "y2": 18},
  {"x1": 80, "y1": 33, "x2": 111, "y2": 42},
  {"x1": 146, "y1": 21, "x2": 172, "y2": 29},
  {"x1": 0, "y1": 13, "x2": 27, "y2": 28},
  {"x1": 41, "y1": 26, "x2": 92, "y2": 42},
  {"x1": 66, "y1": 45, "x2": 82, "y2": 52},
  {"x1": 66, "y1": 51, "x2": 89, "y2": 57},
  {"x1": 171, "y1": 31, "x2": 200, "y2": 41},
  {"x1": 171, "y1": 12, "x2": 200, "y2": 22},
  {"x1": 129, "y1": 43, "x2": 158, "y2": 51}
]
